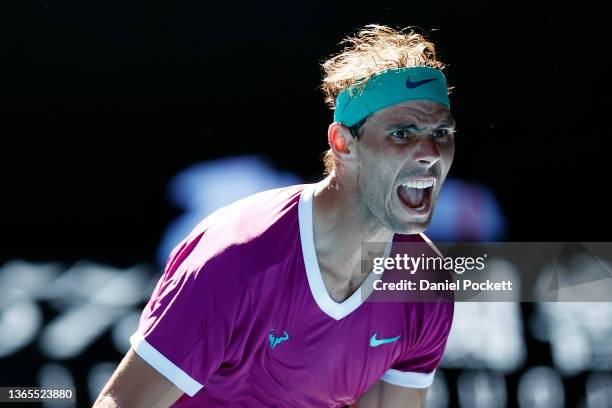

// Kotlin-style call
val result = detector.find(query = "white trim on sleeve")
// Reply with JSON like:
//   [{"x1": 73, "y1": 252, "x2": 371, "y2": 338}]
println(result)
[
  {"x1": 380, "y1": 368, "x2": 436, "y2": 389},
  {"x1": 130, "y1": 331, "x2": 204, "y2": 397}
]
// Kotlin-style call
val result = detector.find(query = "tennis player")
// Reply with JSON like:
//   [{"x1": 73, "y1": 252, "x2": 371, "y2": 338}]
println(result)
[{"x1": 94, "y1": 24, "x2": 456, "y2": 408}]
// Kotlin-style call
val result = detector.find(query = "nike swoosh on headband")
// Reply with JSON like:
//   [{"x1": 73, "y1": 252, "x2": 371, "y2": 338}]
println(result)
[{"x1": 405, "y1": 77, "x2": 437, "y2": 89}]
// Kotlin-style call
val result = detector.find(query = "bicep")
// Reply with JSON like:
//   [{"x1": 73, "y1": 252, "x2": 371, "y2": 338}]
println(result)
[
  {"x1": 93, "y1": 347, "x2": 184, "y2": 408},
  {"x1": 352, "y1": 380, "x2": 428, "y2": 408}
]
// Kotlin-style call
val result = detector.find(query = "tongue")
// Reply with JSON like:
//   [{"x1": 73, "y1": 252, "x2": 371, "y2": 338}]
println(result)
[{"x1": 399, "y1": 186, "x2": 425, "y2": 208}]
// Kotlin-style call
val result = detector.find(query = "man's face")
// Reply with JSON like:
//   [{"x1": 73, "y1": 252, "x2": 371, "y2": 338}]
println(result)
[{"x1": 354, "y1": 100, "x2": 455, "y2": 234}]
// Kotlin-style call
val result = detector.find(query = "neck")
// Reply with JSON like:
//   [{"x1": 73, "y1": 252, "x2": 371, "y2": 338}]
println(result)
[{"x1": 311, "y1": 174, "x2": 394, "y2": 285}]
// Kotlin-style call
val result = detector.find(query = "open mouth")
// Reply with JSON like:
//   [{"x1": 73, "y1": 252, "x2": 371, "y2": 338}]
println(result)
[{"x1": 397, "y1": 179, "x2": 435, "y2": 213}]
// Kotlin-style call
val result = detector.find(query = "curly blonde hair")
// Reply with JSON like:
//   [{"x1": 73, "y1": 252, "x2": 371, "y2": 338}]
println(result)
[{"x1": 320, "y1": 24, "x2": 448, "y2": 175}]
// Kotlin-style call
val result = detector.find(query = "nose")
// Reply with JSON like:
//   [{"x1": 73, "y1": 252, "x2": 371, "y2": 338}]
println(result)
[{"x1": 413, "y1": 136, "x2": 441, "y2": 167}]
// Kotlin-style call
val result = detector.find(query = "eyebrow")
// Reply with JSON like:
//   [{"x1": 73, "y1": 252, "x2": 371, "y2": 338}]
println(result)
[
  {"x1": 385, "y1": 123, "x2": 421, "y2": 131},
  {"x1": 385, "y1": 117, "x2": 456, "y2": 131},
  {"x1": 441, "y1": 116, "x2": 457, "y2": 128}
]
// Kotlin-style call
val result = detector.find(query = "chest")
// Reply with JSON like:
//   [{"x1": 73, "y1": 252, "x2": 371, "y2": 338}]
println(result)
[
  {"x1": 244, "y1": 301, "x2": 407, "y2": 398},
  {"x1": 206, "y1": 276, "x2": 417, "y2": 405}
]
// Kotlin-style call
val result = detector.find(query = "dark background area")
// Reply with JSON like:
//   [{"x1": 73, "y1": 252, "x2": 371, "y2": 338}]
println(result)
[
  {"x1": 2, "y1": 1, "x2": 610, "y2": 265},
  {"x1": 1, "y1": 1, "x2": 611, "y2": 407}
]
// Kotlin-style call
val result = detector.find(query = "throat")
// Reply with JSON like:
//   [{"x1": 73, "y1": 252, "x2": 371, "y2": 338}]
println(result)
[{"x1": 319, "y1": 267, "x2": 365, "y2": 303}]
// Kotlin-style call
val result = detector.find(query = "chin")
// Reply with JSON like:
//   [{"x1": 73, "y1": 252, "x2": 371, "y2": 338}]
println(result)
[{"x1": 386, "y1": 215, "x2": 431, "y2": 235}]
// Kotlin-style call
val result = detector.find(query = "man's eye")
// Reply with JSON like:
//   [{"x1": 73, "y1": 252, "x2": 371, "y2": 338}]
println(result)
[
  {"x1": 433, "y1": 128, "x2": 454, "y2": 139},
  {"x1": 391, "y1": 130, "x2": 416, "y2": 140}
]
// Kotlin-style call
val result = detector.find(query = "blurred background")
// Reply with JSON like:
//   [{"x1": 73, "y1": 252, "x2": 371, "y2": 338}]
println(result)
[{"x1": 1, "y1": 1, "x2": 611, "y2": 407}]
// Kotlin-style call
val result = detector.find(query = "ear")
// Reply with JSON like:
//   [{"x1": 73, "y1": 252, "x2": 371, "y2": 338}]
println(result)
[{"x1": 328, "y1": 122, "x2": 357, "y2": 164}]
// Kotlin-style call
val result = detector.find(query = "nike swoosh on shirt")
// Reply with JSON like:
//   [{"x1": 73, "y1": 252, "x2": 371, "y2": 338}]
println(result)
[
  {"x1": 405, "y1": 77, "x2": 437, "y2": 89},
  {"x1": 369, "y1": 333, "x2": 401, "y2": 347}
]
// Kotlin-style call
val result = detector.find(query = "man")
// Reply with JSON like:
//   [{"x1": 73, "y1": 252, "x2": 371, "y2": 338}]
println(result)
[{"x1": 94, "y1": 24, "x2": 456, "y2": 407}]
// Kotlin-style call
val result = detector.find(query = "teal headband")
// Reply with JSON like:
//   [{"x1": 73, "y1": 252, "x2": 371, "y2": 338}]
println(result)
[{"x1": 333, "y1": 66, "x2": 450, "y2": 127}]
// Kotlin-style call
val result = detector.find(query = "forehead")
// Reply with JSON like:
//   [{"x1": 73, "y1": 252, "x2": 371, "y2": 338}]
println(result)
[{"x1": 370, "y1": 100, "x2": 455, "y2": 126}]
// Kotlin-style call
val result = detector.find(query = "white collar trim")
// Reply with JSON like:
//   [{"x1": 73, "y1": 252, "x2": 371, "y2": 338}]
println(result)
[{"x1": 298, "y1": 183, "x2": 392, "y2": 321}]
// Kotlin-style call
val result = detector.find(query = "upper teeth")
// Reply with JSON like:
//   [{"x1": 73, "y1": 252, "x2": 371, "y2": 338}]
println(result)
[{"x1": 402, "y1": 180, "x2": 434, "y2": 189}]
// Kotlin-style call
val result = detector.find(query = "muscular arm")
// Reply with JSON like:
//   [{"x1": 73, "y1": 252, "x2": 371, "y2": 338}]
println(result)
[
  {"x1": 92, "y1": 347, "x2": 184, "y2": 408},
  {"x1": 351, "y1": 380, "x2": 427, "y2": 408}
]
